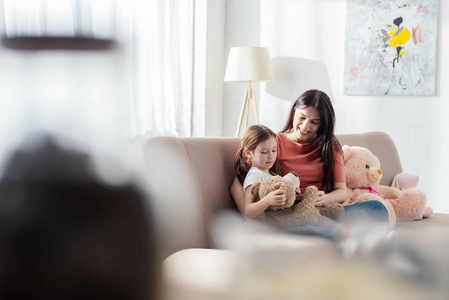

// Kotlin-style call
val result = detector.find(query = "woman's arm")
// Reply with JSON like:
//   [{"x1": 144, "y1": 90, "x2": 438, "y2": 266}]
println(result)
[
  {"x1": 314, "y1": 182, "x2": 347, "y2": 206},
  {"x1": 230, "y1": 177, "x2": 245, "y2": 214}
]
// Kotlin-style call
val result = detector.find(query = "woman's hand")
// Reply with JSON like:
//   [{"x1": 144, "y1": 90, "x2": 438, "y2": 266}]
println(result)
[
  {"x1": 262, "y1": 188, "x2": 286, "y2": 206},
  {"x1": 296, "y1": 187, "x2": 330, "y2": 206},
  {"x1": 314, "y1": 182, "x2": 347, "y2": 206},
  {"x1": 314, "y1": 190, "x2": 328, "y2": 206}
]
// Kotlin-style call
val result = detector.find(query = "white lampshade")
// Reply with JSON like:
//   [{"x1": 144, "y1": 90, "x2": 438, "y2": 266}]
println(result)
[{"x1": 224, "y1": 47, "x2": 273, "y2": 82}]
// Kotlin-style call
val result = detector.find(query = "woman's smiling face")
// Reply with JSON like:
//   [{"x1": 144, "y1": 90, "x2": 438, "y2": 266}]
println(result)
[{"x1": 291, "y1": 106, "x2": 321, "y2": 143}]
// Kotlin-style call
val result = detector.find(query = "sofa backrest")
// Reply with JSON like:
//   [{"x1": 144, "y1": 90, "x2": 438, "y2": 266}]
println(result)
[{"x1": 134, "y1": 131, "x2": 403, "y2": 258}]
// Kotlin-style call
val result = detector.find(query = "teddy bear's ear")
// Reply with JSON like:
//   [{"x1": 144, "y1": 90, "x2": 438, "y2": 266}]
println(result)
[
  {"x1": 251, "y1": 182, "x2": 261, "y2": 201},
  {"x1": 272, "y1": 182, "x2": 284, "y2": 191},
  {"x1": 342, "y1": 145, "x2": 351, "y2": 161}
]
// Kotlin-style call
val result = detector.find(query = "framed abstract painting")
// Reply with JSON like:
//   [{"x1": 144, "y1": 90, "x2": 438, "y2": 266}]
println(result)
[{"x1": 344, "y1": 0, "x2": 438, "y2": 95}]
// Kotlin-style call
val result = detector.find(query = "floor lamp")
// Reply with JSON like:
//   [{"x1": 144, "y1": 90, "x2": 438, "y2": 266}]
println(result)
[{"x1": 224, "y1": 47, "x2": 273, "y2": 137}]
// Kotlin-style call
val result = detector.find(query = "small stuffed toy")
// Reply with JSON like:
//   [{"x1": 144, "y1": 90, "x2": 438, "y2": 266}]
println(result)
[
  {"x1": 391, "y1": 172, "x2": 419, "y2": 191},
  {"x1": 391, "y1": 173, "x2": 433, "y2": 219},
  {"x1": 251, "y1": 172, "x2": 345, "y2": 228},
  {"x1": 343, "y1": 145, "x2": 430, "y2": 223}
]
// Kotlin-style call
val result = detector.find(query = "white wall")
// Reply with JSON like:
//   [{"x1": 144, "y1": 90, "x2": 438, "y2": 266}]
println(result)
[{"x1": 222, "y1": 0, "x2": 449, "y2": 213}]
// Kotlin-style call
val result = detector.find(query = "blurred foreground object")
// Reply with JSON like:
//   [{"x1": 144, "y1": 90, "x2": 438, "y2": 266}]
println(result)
[
  {"x1": 0, "y1": 133, "x2": 159, "y2": 300},
  {"x1": 0, "y1": 0, "x2": 116, "y2": 50},
  {"x1": 0, "y1": 0, "x2": 116, "y2": 39},
  {"x1": 210, "y1": 212, "x2": 448, "y2": 300}
]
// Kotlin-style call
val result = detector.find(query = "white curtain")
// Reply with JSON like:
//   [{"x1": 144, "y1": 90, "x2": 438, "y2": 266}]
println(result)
[
  {"x1": 0, "y1": 0, "x2": 198, "y2": 147},
  {"x1": 126, "y1": 0, "x2": 195, "y2": 137}
]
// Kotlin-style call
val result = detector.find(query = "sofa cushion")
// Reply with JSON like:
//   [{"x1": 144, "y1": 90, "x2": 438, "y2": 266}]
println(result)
[
  {"x1": 162, "y1": 230, "x2": 340, "y2": 300},
  {"x1": 163, "y1": 248, "x2": 236, "y2": 300}
]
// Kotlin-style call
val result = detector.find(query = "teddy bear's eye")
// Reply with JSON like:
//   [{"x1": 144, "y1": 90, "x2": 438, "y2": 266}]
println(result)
[{"x1": 365, "y1": 164, "x2": 370, "y2": 169}]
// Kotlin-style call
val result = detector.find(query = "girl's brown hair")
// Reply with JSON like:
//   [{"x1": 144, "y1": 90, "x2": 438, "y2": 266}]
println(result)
[
  {"x1": 280, "y1": 89, "x2": 342, "y2": 193},
  {"x1": 234, "y1": 124, "x2": 281, "y2": 184}
]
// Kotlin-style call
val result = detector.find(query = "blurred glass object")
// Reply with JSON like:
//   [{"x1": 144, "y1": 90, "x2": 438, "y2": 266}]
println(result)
[
  {"x1": 209, "y1": 212, "x2": 448, "y2": 300},
  {"x1": 0, "y1": 0, "x2": 129, "y2": 176},
  {"x1": 0, "y1": 132, "x2": 160, "y2": 300},
  {"x1": 0, "y1": 0, "x2": 115, "y2": 40}
]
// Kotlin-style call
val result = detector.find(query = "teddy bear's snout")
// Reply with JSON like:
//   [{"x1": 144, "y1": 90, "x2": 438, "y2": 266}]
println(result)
[{"x1": 367, "y1": 167, "x2": 383, "y2": 183}]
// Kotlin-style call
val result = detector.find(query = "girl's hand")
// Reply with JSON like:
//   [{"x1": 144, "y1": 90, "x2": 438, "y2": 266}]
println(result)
[
  {"x1": 263, "y1": 188, "x2": 286, "y2": 206},
  {"x1": 295, "y1": 187, "x2": 301, "y2": 195},
  {"x1": 314, "y1": 190, "x2": 328, "y2": 206}
]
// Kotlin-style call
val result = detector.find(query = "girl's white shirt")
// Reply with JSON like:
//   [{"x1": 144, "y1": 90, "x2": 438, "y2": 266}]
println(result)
[{"x1": 243, "y1": 166, "x2": 273, "y2": 192}]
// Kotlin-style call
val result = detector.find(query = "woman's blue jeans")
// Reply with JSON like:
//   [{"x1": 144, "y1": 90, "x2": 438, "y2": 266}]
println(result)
[
  {"x1": 342, "y1": 200, "x2": 389, "y2": 223},
  {"x1": 283, "y1": 200, "x2": 389, "y2": 241}
]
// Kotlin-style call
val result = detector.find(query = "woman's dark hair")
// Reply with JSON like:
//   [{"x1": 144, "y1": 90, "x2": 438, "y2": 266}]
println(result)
[
  {"x1": 280, "y1": 89, "x2": 342, "y2": 193},
  {"x1": 234, "y1": 124, "x2": 281, "y2": 184}
]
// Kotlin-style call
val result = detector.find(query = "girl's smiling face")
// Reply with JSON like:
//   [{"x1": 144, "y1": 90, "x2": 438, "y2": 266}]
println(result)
[{"x1": 291, "y1": 106, "x2": 321, "y2": 143}]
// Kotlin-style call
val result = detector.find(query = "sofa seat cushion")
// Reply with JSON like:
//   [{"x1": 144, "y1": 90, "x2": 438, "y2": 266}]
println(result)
[
  {"x1": 162, "y1": 231, "x2": 340, "y2": 299},
  {"x1": 395, "y1": 213, "x2": 449, "y2": 262},
  {"x1": 162, "y1": 248, "x2": 236, "y2": 300}
]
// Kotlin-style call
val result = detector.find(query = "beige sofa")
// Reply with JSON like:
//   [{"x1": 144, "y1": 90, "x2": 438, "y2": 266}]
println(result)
[{"x1": 133, "y1": 131, "x2": 449, "y2": 299}]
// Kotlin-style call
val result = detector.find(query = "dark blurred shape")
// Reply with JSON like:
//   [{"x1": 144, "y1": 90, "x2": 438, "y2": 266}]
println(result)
[
  {"x1": 0, "y1": 134, "x2": 158, "y2": 300},
  {"x1": 0, "y1": 0, "x2": 116, "y2": 47},
  {"x1": 1, "y1": 37, "x2": 117, "y2": 51}
]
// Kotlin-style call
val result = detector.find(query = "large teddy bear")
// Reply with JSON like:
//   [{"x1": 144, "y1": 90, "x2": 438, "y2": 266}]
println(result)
[
  {"x1": 342, "y1": 145, "x2": 430, "y2": 224},
  {"x1": 251, "y1": 172, "x2": 345, "y2": 228}
]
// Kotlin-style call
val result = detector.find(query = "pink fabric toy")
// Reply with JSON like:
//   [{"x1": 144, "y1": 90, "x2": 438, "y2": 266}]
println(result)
[
  {"x1": 391, "y1": 172, "x2": 419, "y2": 191},
  {"x1": 343, "y1": 145, "x2": 429, "y2": 225},
  {"x1": 391, "y1": 173, "x2": 433, "y2": 218}
]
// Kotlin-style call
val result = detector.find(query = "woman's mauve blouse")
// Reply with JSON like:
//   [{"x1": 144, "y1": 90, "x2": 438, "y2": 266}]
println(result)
[{"x1": 276, "y1": 133, "x2": 345, "y2": 193}]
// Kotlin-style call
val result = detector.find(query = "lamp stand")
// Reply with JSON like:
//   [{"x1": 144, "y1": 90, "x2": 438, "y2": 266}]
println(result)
[{"x1": 235, "y1": 81, "x2": 260, "y2": 137}]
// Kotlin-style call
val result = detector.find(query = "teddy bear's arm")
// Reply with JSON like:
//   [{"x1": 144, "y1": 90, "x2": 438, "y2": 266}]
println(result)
[
  {"x1": 374, "y1": 184, "x2": 401, "y2": 199},
  {"x1": 250, "y1": 182, "x2": 261, "y2": 200},
  {"x1": 345, "y1": 188, "x2": 364, "y2": 205},
  {"x1": 357, "y1": 193, "x2": 385, "y2": 203}
]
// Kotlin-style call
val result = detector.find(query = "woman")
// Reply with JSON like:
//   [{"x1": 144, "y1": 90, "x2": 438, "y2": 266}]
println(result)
[{"x1": 231, "y1": 89, "x2": 395, "y2": 228}]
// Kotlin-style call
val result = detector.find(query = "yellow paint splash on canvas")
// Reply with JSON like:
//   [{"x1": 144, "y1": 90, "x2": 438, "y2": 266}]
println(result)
[{"x1": 389, "y1": 27, "x2": 411, "y2": 56}]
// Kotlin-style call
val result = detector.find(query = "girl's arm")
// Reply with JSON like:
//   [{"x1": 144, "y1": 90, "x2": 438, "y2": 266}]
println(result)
[
  {"x1": 230, "y1": 176, "x2": 286, "y2": 218},
  {"x1": 244, "y1": 185, "x2": 286, "y2": 218},
  {"x1": 314, "y1": 182, "x2": 347, "y2": 206}
]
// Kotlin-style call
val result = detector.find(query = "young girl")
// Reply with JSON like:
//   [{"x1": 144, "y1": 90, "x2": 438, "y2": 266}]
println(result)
[
  {"x1": 234, "y1": 124, "x2": 348, "y2": 241},
  {"x1": 234, "y1": 124, "x2": 289, "y2": 218}
]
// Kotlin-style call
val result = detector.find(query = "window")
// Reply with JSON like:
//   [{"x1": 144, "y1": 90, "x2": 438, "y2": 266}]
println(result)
[{"x1": 125, "y1": 0, "x2": 198, "y2": 137}]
